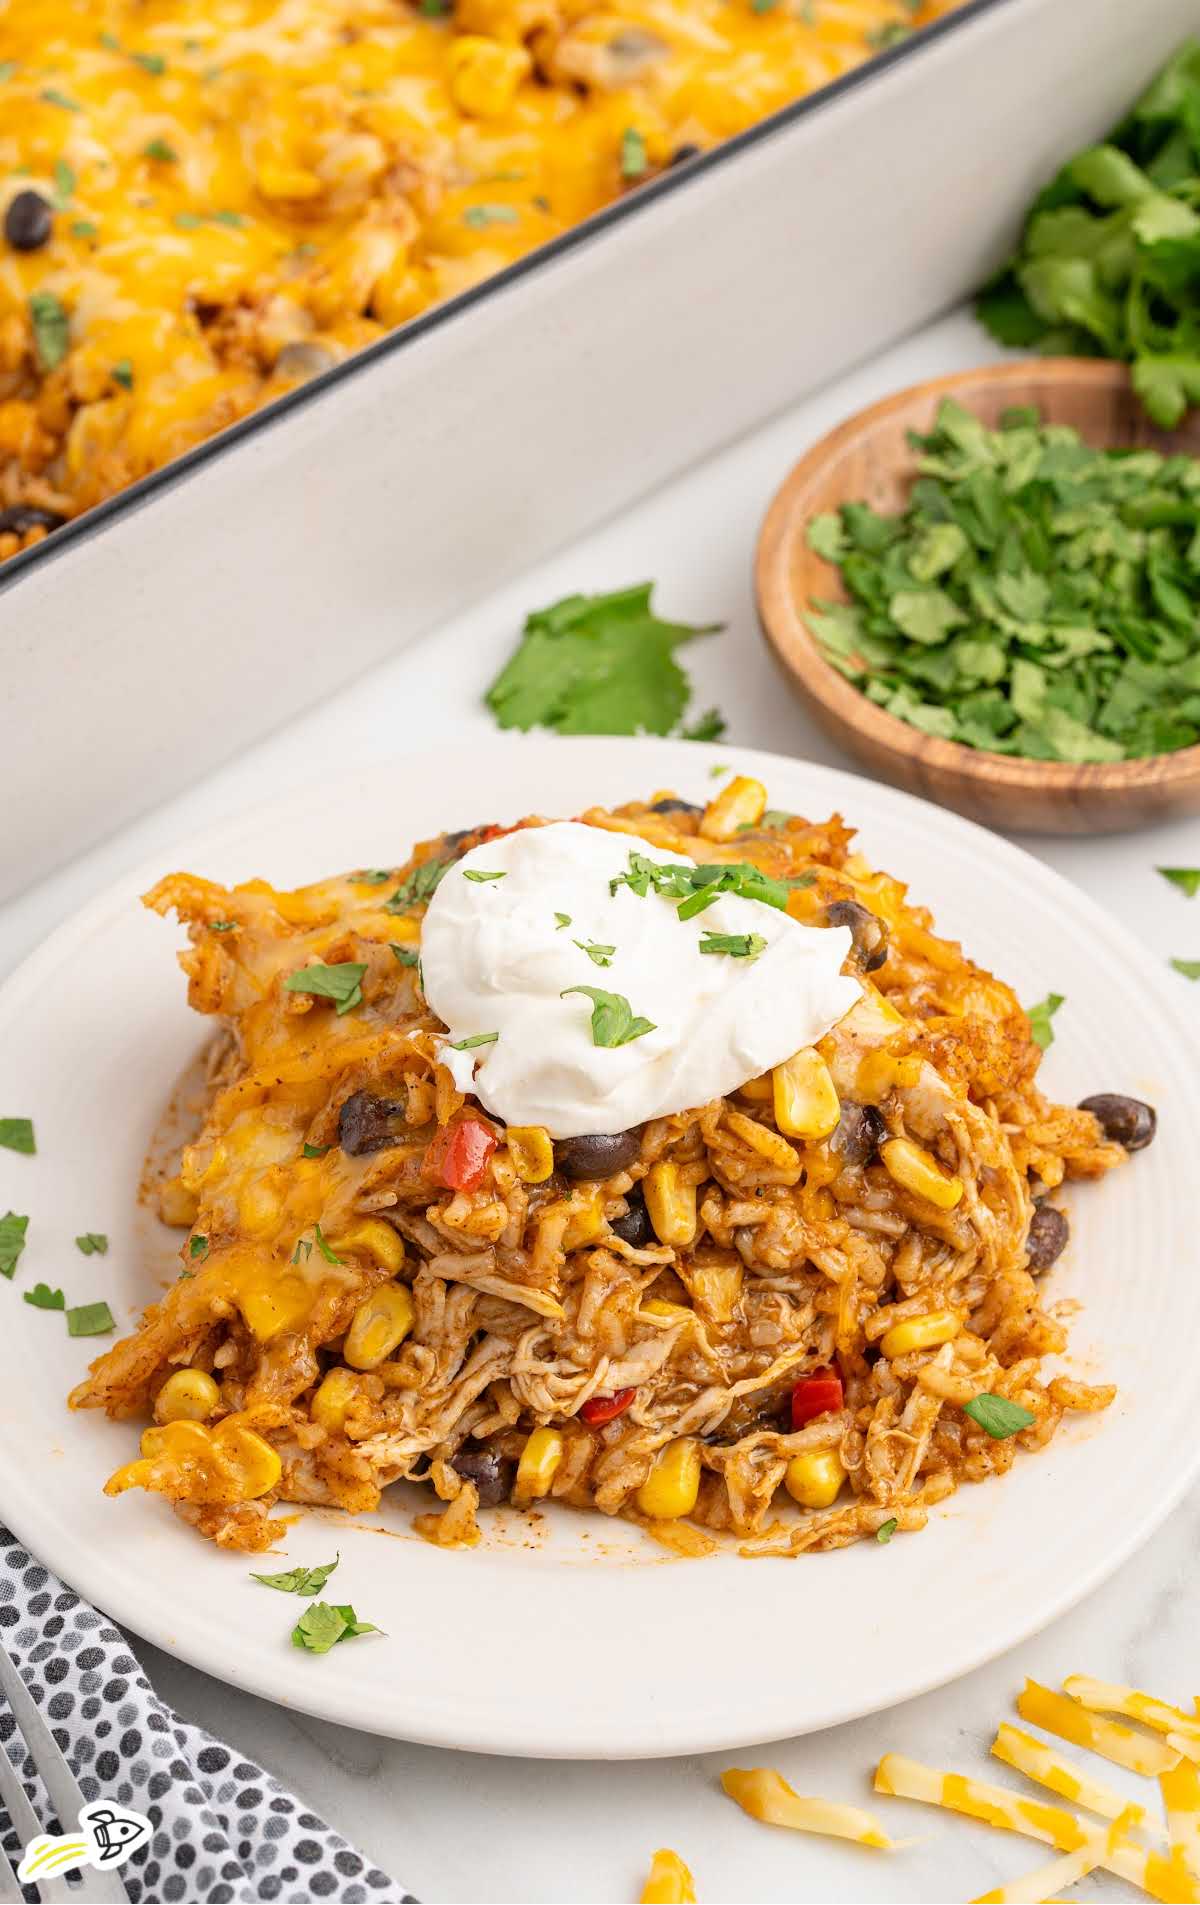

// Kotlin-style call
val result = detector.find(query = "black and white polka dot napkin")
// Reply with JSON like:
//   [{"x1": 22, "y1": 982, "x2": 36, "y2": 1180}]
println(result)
[{"x1": 0, "y1": 1528, "x2": 415, "y2": 1904}]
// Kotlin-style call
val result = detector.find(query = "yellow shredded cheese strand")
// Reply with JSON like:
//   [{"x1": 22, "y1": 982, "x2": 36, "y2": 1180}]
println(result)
[
  {"x1": 1018, "y1": 1680, "x2": 1182, "y2": 1778},
  {"x1": 640, "y1": 1848, "x2": 696, "y2": 1904},
  {"x1": 873, "y1": 1754, "x2": 1198, "y2": 1902},
  {"x1": 721, "y1": 1767, "x2": 895, "y2": 1849},
  {"x1": 991, "y1": 1724, "x2": 1158, "y2": 1835},
  {"x1": 972, "y1": 1809, "x2": 1135, "y2": 1905},
  {"x1": 1064, "y1": 1678, "x2": 1200, "y2": 1749},
  {"x1": 1162, "y1": 1763, "x2": 1200, "y2": 1884}
]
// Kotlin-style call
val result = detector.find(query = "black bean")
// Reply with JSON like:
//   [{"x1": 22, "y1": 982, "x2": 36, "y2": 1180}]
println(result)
[
  {"x1": 5, "y1": 190, "x2": 52, "y2": 253},
  {"x1": 337, "y1": 1089, "x2": 407, "y2": 1156},
  {"x1": 0, "y1": 504, "x2": 66, "y2": 536},
  {"x1": 610, "y1": 1187, "x2": 651, "y2": 1247},
  {"x1": 822, "y1": 900, "x2": 889, "y2": 973},
  {"x1": 669, "y1": 144, "x2": 703, "y2": 167},
  {"x1": 649, "y1": 798, "x2": 703, "y2": 817},
  {"x1": 553, "y1": 1130, "x2": 641, "y2": 1180},
  {"x1": 1078, "y1": 1093, "x2": 1157, "y2": 1152},
  {"x1": 830, "y1": 1102, "x2": 886, "y2": 1168},
  {"x1": 1026, "y1": 1204, "x2": 1069, "y2": 1273},
  {"x1": 450, "y1": 1447, "x2": 514, "y2": 1508}
]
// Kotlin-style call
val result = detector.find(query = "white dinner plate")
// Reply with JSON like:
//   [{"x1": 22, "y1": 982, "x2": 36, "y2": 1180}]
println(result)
[{"x1": 2, "y1": 736, "x2": 1197, "y2": 1759}]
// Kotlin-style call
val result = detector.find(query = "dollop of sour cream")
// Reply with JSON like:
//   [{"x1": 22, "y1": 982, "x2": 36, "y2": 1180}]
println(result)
[{"x1": 420, "y1": 822, "x2": 861, "y2": 1139}]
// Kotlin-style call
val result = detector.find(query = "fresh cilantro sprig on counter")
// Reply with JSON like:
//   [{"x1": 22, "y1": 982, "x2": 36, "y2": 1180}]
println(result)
[
  {"x1": 1026, "y1": 992, "x2": 1064, "y2": 1050},
  {"x1": 484, "y1": 585, "x2": 724, "y2": 741},
  {"x1": 807, "y1": 397, "x2": 1200, "y2": 762},
  {"x1": 977, "y1": 39, "x2": 1200, "y2": 427},
  {"x1": 561, "y1": 986, "x2": 655, "y2": 1048}
]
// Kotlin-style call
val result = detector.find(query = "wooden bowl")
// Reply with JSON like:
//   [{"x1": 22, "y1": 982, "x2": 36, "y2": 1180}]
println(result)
[{"x1": 756, "y1": 359, "x2": 1200, "y2": 834}]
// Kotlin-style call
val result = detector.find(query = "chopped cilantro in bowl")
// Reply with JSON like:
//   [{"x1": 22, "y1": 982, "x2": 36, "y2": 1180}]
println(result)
[{"x1": 804, "y1": 398, "x2": 1200, "y2": 763}]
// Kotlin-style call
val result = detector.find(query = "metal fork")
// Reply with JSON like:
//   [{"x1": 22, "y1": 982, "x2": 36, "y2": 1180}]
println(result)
[{"x1": 0, "y1": 1641, "x2": 128, "y2": 1903}]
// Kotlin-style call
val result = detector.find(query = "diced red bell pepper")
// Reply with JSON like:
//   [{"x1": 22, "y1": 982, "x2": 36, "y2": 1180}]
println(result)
[
  {"x1": 790, "y1": 1368, "x2": 844, "y2": 1430},
  {"x1": 580, "y1": 1387, "x2": 636, "y2": 1426},
  {"x1": 425, "y1": 1117, "x2": 496, "y2": 1192}
]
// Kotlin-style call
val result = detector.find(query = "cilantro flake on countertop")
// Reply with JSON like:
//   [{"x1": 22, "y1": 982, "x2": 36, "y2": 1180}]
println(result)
[
  {"x1": 75, "y1": 1232, "x2": 107, "y2": 1256},
  {"x1": 484, "y1": 584, "x2": 723, "y2": 741},
  {"x1": 66, "y1": 1300, "x2": 115, "y2": 1338},
  {"x1": 561, "y1": 986, "x2": 656, "y2": 1048},
  {"x1": 0, "y1": 1118, "x2": 35, "y2": 1156},
  {"x1": 252, "y1": 1555, "x2": 339, "y2": 1595},
  {"x1": 291, "y1": 1601, "x2": 380, "y2": 1655},
  {"x1": 1026, "y1": 992, "x2": 1064, "y2": 1050},
  {"x1": 1170, "y1": 957, "x2": 1200, "y2": 980},
  {"x1": 282, "y1": 960, "x2": 366, "y2": 1016},
  {"x1": 1159, "y1": 867, "x2": 1200, "y2": 898},
  {"x1": 23, "y1": 1283, "x2": 64, "y2": 1312},
  {"x1": 977, "y1": 40, "x2": 1200, "y2": 428},
  {"x1": 0, "y1": 1213, "x2": 29, "y2": 1280},
  {"x1": 805, "y1": 396, "x2": 1200, "y2": 762}
]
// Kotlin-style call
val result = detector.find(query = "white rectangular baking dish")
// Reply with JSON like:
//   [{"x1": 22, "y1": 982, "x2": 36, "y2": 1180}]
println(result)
[{"x1": 3, "y1": 0, "x2": 1196, "y2": 901}]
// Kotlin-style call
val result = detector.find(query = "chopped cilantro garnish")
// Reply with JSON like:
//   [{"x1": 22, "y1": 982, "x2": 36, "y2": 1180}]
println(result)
[
  {"x1": 251, "y1": 1554, "x2": 339, "y2": 1595},
  {"x1": 0, "y1": 61, "x2": 16, "y2": 81},
  {"x1": 561, "y1": 986, "x2": 655, "y2": 1048},
  {"x1": 554, "y1": 912, "x2": 572, "y2": 930},
  {"x1": 867, "y1": 20, "x2": 912, "y2": 48},
  {"x1": 52, "y1": 158, "x2": 75, "y2": 205},
  {"x1": 313, "y1": 1223, "x2": 341, "y2": 1265},
  {"x1": 292, "y1": 1237, "x2": 313, "y2": 1265},
  {"x1": 449, "y1": 1031, "x2": 499, "y2": 1049},
  {"x1": 67, "y1": 1300, "x2": 115, "y2": 1337},
  {"x1": 708, "y1": 763, "x2": 729, "y2": 778},
  {"x1": 698, "y1": 931, "x2": 766, "y2": 959},
  {"x1": 759, "y1": 810, "x2": 794, "y2": 829},
  {"x1": 463, "y1": 204, "x2": 518, "y2": 228},
  {"x1": 1170, "y1": 957, "x2": 1200, "y2": 980},
  {"x1": 71, "y1": 219, "x2": 98, "y2": 239},
  {"x1": 99, "y1": 30, "x2": 121, "y2": 50},
  {"x1": 876, "y1": 1517, "x2": 898, "y2": 1543},
  {"x1": 462, "y1": 869, "x2": 506, "y2": 883},
  {"x1": 751, "y1": 0, "x2": 779, "y2": 11},
  {"x1": 173, "y1": 211, "x2": 203, "y2": 229},
  {"x1": 390, "y1": 944, "x2": 419, "y2": 968},
  {"x1": 385, "y1": 857, "x2": 451, "y2": 913},
  {"x1": 302, "y1": 1143, "x2": 329, "y2": 1158},
  {"x1": 962, "y1": 1393, "x2": 1036, "y2": 1440},
  {"x1": 131, "y1": 50, "x2": 167, "y2": 74},
  {"x1": 142, "y1": 137, "x2": 178, "y2": 162},
  {"x1": 0, "y1": 1119, "x2": 35, "y2": 1156},
  {"x1": 282, "y1": 961, "x2": 367, "y2": 1016},
  {"x1": 210, "y1": 208, "x2": 244, "y2": 227},
  {"x1": 1159, "y1": 867, "x2": 1200, "y2": 898},
  {"x1": 24, "y1": 1283, "x2": 64, "y2": 1312},
  {"x1": 189, "y1": 1235, "x2": 209, "y2": 1260},
  {"x1": 1026, "y1": 992, "x2": 1064, "y2": 1050},
  {"x1": 209, "y1": 919, "x2": 236, "y2": 932},
  {"x1": 620, "y1": 127, "x2": 648, "y2": 181},
  {"x1": 291, "y1": 1601, "x2": 379, "y2": 1654},
  {"x1": 28, "y1": 292, "x2": 69, "y2": 370},
  {"x1": 41, "y1": 88, "x2": 81, "y2": 112},
  {"x1": 485, "y1": 585, "x2": 721, "y2": 740},
  {"x1": 75, "y1": 1232, "x2": 108, "y2": 1256},
  {"x1": 608, "y1": 850, "x2": 810, "y2": 921},
  {"x1": 353, "y1": 868, "x2": 392, "y2": 884},
  {"x1": 111, "y1": 359, "x2": 133, "y2": 389},
  {"x1": 0, "y1": 1212, "x2": 29, "y2": 1279},
  {"x1": 419, "y1": 0, "x2": 450, "y2": 15},
  {"x1": 573, "y1": 939, "x2": 616, "y2": 968}
]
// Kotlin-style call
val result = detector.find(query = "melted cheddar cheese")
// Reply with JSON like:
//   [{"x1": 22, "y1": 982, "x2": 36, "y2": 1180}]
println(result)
[{"x1": 0, "y1": 0, "x2": 960, "y2": 553}]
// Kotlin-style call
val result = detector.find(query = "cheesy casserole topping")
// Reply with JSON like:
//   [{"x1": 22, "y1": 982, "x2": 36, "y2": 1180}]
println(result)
[{"x1": 0, "y1": 0, "x2": 959, "y2": 556}]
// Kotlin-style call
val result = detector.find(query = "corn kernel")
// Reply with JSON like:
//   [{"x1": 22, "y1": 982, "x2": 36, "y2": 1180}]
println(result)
[
  {"x1": 156, "y1": 1368, "x2": 221, "y2": 1424},
  {"x1": 637, "y1": 1437, "x2": 702, "y2": 1519},
  {"x1": 784, "y1": 1449, "x2": 845, "y2": 1510},
  {"x1": 141, "y1": 1420, "x2": 209, "y2": 1461},
  {"x1": 447, "y1": 35, "x2": 531, "y2": 117},
  {"x1": 641, "y1": 1849, "x2": 696, "y2": 1904},
  {"x1": 641, "y1": 1298, "x2": 692, "y2": 1322},
  {"x1": 855, "y1": 1049, "x2": 924, "y2": 1103},
  {"x1": 699, "y1": 775, "x2": 767, "y2": 841},
  {"x1": 507, "y1": 1126, "x2": 554, "y2": 1184},
  {"x1": 773, "y1": 1048, "x2": 841, "y2": 1139},
  {"x1": 881, "y1": 1137, "x2": 964, "y2": 1210},
  {"x1": 563, "y1": 1188, "x2": 606, "y2": 1250},
  {"x1": 327, "y1": 1219, "x2": 405, "y2": 1274},
  {"x1": 738, "y1": 1072, "x2": 774, "y2": 1102},
  {"x1": 158, "y1": 1175, "x2": 199, "y2": 1227},
  {"x1": 643, "y1": 1162, "x2": 697, "y2": 1247},
  {"x1": 344, "y1": 1282, "x2": 415, "y2": 1369},
  {"x1": 239, "y1": 1274, "x2": 314, "y2": 1342},
  {"x1": 213, "y1": 1420, "x2": 282, "y2": 1498},
  {"x1": 514, "y1": 1427, "x2": 563, "y2": 1502},
  {"x1": 311, "y1": 1367, "x2": 359, "y2": 1433},
  {"x1": 879, "y1": 1309, "x2": 962, "y2": 1359}
]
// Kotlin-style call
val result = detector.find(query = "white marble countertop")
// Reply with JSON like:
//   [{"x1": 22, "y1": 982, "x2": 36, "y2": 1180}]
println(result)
[{"x1": 4, "y1": 309, "x2": 1198, "y2": 1904}]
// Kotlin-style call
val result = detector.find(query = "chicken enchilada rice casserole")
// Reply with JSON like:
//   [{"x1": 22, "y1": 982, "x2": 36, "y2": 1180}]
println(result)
[
  {"x1": 70, "y1": 779, "x2": 1155, "y2": 1557},
  {"x1": 0, "y1": 0, "x2": 961, "y2": 558}
]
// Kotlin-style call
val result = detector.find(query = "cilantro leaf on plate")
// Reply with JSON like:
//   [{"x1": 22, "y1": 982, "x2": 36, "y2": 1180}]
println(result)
[
  {"x1": 0, "y1": 1212, "x2": 29, "y2": 1279},
  {"x1": 251, "y1": 1555, "x2": 339, "y2": 1596},
  {"x1": 1159, "y1": 866, "x2": 1200, "y2": 897},
  {"x1": 291, "y1": 1601, "x2": 380, "y2": 1655},
  {"x1": 1026, "y1": 992, "x2": 1065, "y2": 1050},
  {"x1": 23, "y1": 1282, "x2": 64, "y2": 1311},
  {"x1": 0, "y1": 1118, "x2": 35, "y2": 1156}
]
